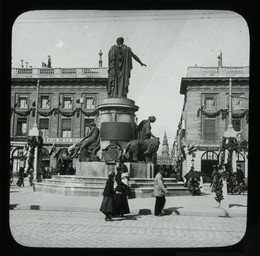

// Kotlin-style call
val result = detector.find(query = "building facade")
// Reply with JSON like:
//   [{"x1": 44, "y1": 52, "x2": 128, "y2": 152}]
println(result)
[
  {"x1": 173, "y1": 62, "x2": 249, "y2": 182},
  {"x1": 10, "y1": 66, "x2": 108, "y2": 174}
]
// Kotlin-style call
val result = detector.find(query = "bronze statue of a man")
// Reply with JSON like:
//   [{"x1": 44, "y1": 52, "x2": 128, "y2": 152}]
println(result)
[
  {"x1": 136, "y1": 116, "x2": 158, "y2": 140},
  {"x1": 108, "y1": 37, "x2": 146, "y2": 98}
]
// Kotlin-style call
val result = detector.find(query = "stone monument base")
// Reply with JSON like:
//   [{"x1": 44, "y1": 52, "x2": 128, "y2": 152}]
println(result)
[
  {"x1": 76, "y1": 161, "x2": 154, "y2": 178},
  {"x1": 35, "y1": 161, "x2": 190, "y2": 197}
]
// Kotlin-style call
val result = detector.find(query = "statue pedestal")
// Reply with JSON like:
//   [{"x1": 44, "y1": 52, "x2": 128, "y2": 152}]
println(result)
[
  {"x1": 76, "y1": 160, "x2": 154, "y2": 178},
  {"x1": 97, "y1": 97, "x2": 139, "y2": 153}
]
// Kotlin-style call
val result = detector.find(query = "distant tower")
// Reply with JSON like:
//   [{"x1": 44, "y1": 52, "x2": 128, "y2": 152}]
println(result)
[
  {"x1": 47, "y1": 55, "x2": 52, "y2": 68},
  {"x1": 217, "y1": 51, "x2": 222, "y2": 67},
  {"x1": 98, "y1": 50, "x2": 103, "y2": 68},
  {"x1": 160, "y1": 132, "x2": 171, "y2": 165}
]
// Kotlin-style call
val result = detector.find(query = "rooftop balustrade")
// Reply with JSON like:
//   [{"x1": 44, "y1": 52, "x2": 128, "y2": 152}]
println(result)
[
  {"x1": 12, "y1": 67, "x2": 108, "y2": 78},
  {"x1": 186, "y1": 66, "x2": 249, "y2": 77}
]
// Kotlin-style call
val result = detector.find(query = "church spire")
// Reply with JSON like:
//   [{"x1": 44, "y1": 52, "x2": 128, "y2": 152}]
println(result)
[{"x1": 162, "y1": 131, "x2": 169, "y2": 152}]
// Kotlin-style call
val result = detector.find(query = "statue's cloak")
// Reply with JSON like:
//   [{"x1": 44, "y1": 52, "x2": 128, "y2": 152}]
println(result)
[{"x1": 108, "y1": 44, "x2": 133, "y2": 97}]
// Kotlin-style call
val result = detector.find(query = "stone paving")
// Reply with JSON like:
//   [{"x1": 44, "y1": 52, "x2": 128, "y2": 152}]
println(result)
[
  {"x1": 9, "y1": 180, "x2": 248, "y2": 248},
  {"x1": 9, "y1": 210, "x2": 246, "y2": 248},
  {"x1": 9, "y1": 182, "x2": 248, "y2": 218}
]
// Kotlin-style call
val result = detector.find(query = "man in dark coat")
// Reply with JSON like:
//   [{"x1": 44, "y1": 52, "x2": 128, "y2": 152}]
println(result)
[
  {"x1": 236, "y1": 164, "x2": 245, "y2": 185},
  {"x1": 108, "y1": 37, "x2": 146, "y2": 98}
]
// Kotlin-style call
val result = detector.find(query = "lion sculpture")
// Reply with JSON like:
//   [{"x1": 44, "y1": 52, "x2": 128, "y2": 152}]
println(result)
[{"x1": 125, "y1": 138, "x2": 160, "y2": 163}]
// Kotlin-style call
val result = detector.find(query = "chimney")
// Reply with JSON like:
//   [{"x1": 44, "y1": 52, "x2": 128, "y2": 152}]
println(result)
[
  {"x1": 47, "y1": 55, "x2": 52, "y2": 68},
  {"x1": 217, "y1": 51, "x2": 222, "y2": 67},
  {"x1": 25, "y1": 62, "x2": 28, "y2": 68},
  {"x1": 21, "y1": 60, "x2": 24, "y2": 68},
  {"x1": 98, "y1": 50, "x2": 103, "y2": 68}
]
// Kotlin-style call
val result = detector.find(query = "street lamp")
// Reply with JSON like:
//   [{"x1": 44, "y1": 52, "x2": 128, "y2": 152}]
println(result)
[
  {"x1": 28, "y1": 80, "x2": 42, "y2": 184},
  {"x1": 221, "y1": 78, "x2": 239, "y2": 209},
  {"x1": 224, "y1": 78, "x2": 237, "y2": 138}
]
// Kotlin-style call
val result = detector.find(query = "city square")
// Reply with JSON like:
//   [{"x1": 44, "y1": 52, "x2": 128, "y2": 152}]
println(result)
[{"x1": 8, "y1": 9, "x2": 250, "y2": 252}]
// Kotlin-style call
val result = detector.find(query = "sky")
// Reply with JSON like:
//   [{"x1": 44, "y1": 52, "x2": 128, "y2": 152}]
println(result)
[{"x1": 11, "y1": 10, "x2": 250, "y2": 153}]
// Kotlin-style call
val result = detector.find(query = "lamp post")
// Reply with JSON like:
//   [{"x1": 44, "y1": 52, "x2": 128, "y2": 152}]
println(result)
[
  {"x1": 224, "y1": 78, "x2": 237, "y2": 138},
  {"x1": 221, "y1": 78, "x2": 238, "y2": 209},
  {"x1": 224, "y1": 78, "x2": 238, "y2": 171},
  {"x1": 28, "y1": 80, "x2": 42, "y2": 184}
]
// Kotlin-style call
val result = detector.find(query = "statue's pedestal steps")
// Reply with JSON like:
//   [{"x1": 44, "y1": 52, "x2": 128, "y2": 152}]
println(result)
[{"x1": 35, "y1": 175, "x2": 190, "y2": 197}]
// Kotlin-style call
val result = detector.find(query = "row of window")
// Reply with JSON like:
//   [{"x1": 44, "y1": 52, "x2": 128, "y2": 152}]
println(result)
[
  {"x1": 15, "y1": 94, "x2": 96, "y2": 110},
  {"x1": 16, "y1": 117, "x2": 94, "y2": 138},
  {"x1": 16, "y1": 116, "x2": 242, "y2": 141},
  {"x1": 203, "y1": 93, "x2": 246, "y2": 111}
]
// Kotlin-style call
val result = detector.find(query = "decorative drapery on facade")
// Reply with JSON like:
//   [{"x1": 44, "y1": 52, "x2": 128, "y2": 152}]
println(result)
[
  {"x1": 11, "y1": 107, "x2": 98, "y2": 118},
  {"x1": 197, "y1": 106, "x2": 249, "y2": 123}
]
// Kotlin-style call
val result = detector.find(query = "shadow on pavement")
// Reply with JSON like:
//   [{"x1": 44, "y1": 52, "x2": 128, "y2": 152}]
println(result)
[
  {"x1": 111, "y1": 214, "x2": 140, "y2": 221},
  {"x1": 138, "y1": 209, "x2": 152, "y2": 215},
  {"x1": 229, "y1": 203, "x2": 247, "y2": 208},
  {"x1": 164, "y1": 207, "x2": 184, "y2": 215}
]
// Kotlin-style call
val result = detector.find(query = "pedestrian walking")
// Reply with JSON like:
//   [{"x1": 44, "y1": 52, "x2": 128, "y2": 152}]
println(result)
[
  {"x1": 100, "y1": 171, "x2": 115, "y2": 221},
  {"x1": 154, "y1": 166, "x2": 168, "y2": 216},
  {"x1": 113, "y1": 163, "x2": 130, "y2": 217},
  {"x1": 16, "y1": 167, "x2": 25, "y2": 187}
]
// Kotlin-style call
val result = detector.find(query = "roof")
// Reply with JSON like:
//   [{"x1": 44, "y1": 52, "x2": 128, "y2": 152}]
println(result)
[{"x1": 180, "y1": 66, "x2": 249, "y2": 94}]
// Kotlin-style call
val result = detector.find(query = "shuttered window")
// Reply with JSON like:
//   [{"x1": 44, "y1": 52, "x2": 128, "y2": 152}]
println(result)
[
  {"x1": 204, "y1": 119, "x2": 216, "y2": 140},
  {"x1": 16, "y1": 118, "x2": 27, "y2": 136},
  {"x1": 40, "y1": 96, "x2": 50, "y2": 109},
  {"x1": 85, "y1": 97, "x2": 95, "y2": 109},
  {"x1": 61, "y1": 119, "x2": 71, "y2": 137},
  {"x1": 18, "y1": 95, "x2": 28, "y2": 109},
  {"x1": 39, "y1": 118, "x2": 49, "y2": 137},
  {"x1": 39, "y1": 118, "x2": 49, "y2": 129},
  {"x1": 63, "y1": 96, "x2": 72, "y2": 109}
]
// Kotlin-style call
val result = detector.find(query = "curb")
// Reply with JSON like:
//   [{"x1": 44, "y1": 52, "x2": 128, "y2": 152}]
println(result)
[{"x1": 9, "y1": 204, "x2": 246, "y2": 218}]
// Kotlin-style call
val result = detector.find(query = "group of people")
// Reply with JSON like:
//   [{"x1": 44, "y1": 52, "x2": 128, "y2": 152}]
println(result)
[
  {"x1": 100, "y1": 164, "x2": 169, "y2": 220},
  {"x1": 100, "y1": 163, "x2": 131, "y2": 221},
  {"x1": 211, "y1": 163, "x2": 246, "y2": 195}
]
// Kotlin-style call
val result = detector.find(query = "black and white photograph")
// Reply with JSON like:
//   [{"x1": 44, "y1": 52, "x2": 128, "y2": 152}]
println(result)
[{"x1": 8, "y1": 9, "x2": 251, "y2": 250}]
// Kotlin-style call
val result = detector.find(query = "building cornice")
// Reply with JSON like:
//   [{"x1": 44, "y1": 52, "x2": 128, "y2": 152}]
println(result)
[{"x1": 180, "y1": 76, "x2": 249, "y2": 95}]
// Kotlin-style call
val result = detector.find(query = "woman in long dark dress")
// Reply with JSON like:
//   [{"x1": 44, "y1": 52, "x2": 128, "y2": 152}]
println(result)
[
  {"x1": 100, "y1": 171, "x2": 115, "y2": 221},
  {"x1": 113, "y1": 164, "x2": 130, "y2": 217}
]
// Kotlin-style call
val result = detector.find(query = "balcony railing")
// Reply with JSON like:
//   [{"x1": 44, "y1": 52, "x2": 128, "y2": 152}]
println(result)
[
  {"x1": 186, "y1": 66, "x2": 249, "y2": 78},
  {"x1": 12, "y1": 67, "x2": 108, "y2": 79}
]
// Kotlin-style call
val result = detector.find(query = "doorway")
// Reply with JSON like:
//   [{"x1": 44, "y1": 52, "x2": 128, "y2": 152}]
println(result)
[{"x1": 201, "y1": 151, "x2": 219, "y2": 183}]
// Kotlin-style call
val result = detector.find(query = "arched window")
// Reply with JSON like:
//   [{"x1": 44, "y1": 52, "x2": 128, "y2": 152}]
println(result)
[
  {"x1": 201, "y1": 151, "x2": 218, "y2": 160},
  {"x1": 236, "y1": 152, "x2": 245, "y2": 162}
]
